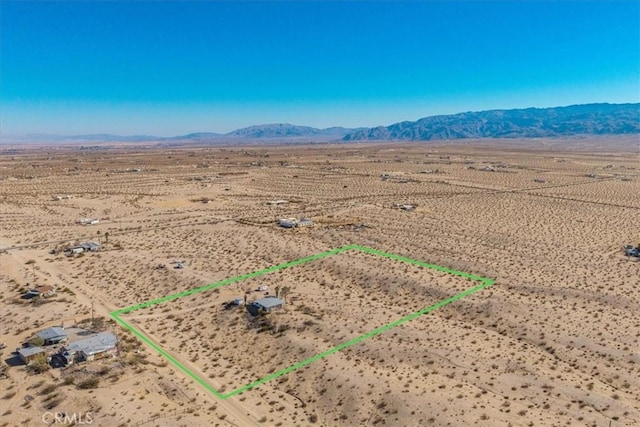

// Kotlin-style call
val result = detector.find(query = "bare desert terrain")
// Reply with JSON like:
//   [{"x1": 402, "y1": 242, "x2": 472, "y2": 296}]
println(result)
[{"x1": 1, "y1": 138, "x2": 639, "y2": 426}]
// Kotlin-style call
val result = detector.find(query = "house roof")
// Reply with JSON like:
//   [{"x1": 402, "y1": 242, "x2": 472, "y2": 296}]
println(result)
[
  {"x1": 36, "y1": 327, "x2": 67, "y2": 341},
  {"x1": 18, "y1": 346, "x2": 44, "y2": 358},
  {"x1": 34, "y1": 285, "x2": 55, "y2": 294},
  {"x1": 65, "y1": 332, "x2": 117, "y2": 357},
  {"x1": 80, "y1": 242, "x2": 101, "y2": 250},
  {"x1": 255, "y1": 296, "x2": 284, "y2": 309}
]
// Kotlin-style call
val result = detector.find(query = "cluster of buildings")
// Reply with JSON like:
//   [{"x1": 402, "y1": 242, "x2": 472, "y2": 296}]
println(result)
[
  {"x1": 17, "y1": 327, "x2": 118, "y2": 367},
  {"x1": 21, "y1": 285, "x2": 56, "y2": 300},
  {"x1": 64, "y1": 241, "x2": 101, "y2": 256}
]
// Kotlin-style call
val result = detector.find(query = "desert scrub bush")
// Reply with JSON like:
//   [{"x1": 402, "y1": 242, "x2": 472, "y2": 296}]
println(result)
[
  {"x1": 77, "y1": 377, "x2": 100, "y2": 389},
  {"x1": 28, "y1": 336, "x2": 45, "y2": 347},
  {"x1": 28, "y1": 356, "x2": 51, "y2": 374},
  {"x1": 1, "y1": 391, "x2": 16, "y2": 400},
  {"x1": 39, "y1": 384, "x2": 58, "y2": 395}
]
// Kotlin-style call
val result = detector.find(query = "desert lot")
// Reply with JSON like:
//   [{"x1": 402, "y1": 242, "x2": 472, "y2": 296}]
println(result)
[{"x1": 0, "y1": 138, "x2": 639, "y2": 426}]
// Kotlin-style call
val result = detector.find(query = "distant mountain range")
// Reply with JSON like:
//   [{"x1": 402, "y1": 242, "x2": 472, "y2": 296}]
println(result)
[
  {"x1": 6, "y1": 103, "x2": 638, "y2": 143},
  {"x1": 343, "y1": 103, "x2": 640, "y2": 141},
  {"x1": 226, "y1": 124, "x2": 360, "y2": 138}
]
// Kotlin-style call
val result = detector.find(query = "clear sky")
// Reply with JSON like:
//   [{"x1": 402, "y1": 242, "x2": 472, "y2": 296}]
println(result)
[{"x1": 1, "y1": 1, "x2": 639, "y2": 136}]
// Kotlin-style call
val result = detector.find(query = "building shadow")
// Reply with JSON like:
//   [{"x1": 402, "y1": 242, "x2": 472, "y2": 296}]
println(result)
[{"x1": 4, "y1": 354, "x2": 24, "y2": 367}]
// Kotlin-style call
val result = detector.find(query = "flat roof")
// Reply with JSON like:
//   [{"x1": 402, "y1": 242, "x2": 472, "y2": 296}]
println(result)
[
  {"x1": 18, "y1": 346, "x2": 44, "y2": 357},
  {"x1": 255, "y1": 297, "x2": 284, "y2": 309},
  {"x1": 36, "y1": 327, "x2": 67, "y2": 340},
  {"x1": 65, "y1": 332, "x2": 117, "y2": 356}
]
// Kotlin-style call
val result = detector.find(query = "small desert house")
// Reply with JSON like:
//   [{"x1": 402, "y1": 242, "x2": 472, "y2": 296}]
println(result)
[
  {"x1": 34, "y1": 285, "x2": 56, "y2": 296},
  {"x1": 23, "y1": 285, "x2": 56, "y2": 299},
  {"x1": 65, "y1": 246, "x2": 84, "y2": 256},
  {"x1": 64, "y1": 241, "x2": 100, "y2": 256},
  {"x1": 277, "y1": 217, "x2": 314, "y2": 228},
  {"x1": 61, "y1": 332, "x2": 118, "y2": 365},
  {"x1": 247, "y1": 296, "x2": 285, "y2": 316},
  {"x1": 278, "y1": 218, "x2": 298, "y2": 228},
  {"x1": 80, "y1": 241, "x2": 101, "y2": 252},
  {"x1": 18, "y1": 347, "x2": 45, "y2": 365},
  {"x1": 36, "y1": 327, "x2": 68, "y2": 345},
  {"x1": 78, "y1": 218, "x2": 100, "y2": 225}
]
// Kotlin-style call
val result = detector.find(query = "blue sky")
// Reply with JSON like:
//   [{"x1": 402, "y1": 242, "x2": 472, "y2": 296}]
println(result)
[{"x1": 1, "y1": 1, "x2": 639, "y2": 136}]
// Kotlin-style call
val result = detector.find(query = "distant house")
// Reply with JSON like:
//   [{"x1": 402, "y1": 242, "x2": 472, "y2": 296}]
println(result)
[
  {"x1": 64, "y1": 242, "x2": 100, "y2": 256},
  {"x1": 278, "y1": 218, "x2": 298, "y2": 228},
  {"x1": 61, "y1": 332, "x2": 118, "y2": 365},
  {"x1": 34, "y1": 285, "x2": 56, "y2": 297},
  {"x1": 23, "y1": 285, "x2": 56, "y2": 299},
  {"x1": 78, "y1": 218, "x2": 100, "y2": 225},
  {"x1": 298, "y1": 218, "x2": 314, "y2": 227},
  {"x1": 36, "y1": 327, "x2": 68, "y2": 345},
  {"x1": 392, "y1": 203, "x2": 415, "y2": 211},
  {"x1": 80, "y1": 242, "x2": 101, "y2": 252},
  {"x1": 18, "y1": 347, "x2": 45, "y2": 365},
  {"x1": 624, "y1": 245, "x2": 640, "y2": 257},
  {"x1": 266, "y1": 200, "x2": 288, "y2": 206},
  {"x1": 64, "y1": 247, "x2": 84, "y2": 256},
  {"x1": 247, "y1": 296, "x2": 285, "y2": 316},
  {"x1": 278, "y1": 217, "x2": 313, "y2": 228}
]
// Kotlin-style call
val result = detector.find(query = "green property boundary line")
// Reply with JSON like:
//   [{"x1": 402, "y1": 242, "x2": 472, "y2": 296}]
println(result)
[{"x1": 110, "y1": 244, "x2": 495, "y2": 399}]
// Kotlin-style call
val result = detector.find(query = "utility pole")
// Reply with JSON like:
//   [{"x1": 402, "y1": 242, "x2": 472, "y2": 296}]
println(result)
[{"x1": 91, "y1": 299, "x2": 94, "y2": 329}]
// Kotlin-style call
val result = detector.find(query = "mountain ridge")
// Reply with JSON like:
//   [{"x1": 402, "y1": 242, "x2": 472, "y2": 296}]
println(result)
[
  {"x1": 343, "y1": 103, "x2": 639, "y2": 141},
  {"x1": 5, "y1": 103, "x2": 638, "y2": 143}
]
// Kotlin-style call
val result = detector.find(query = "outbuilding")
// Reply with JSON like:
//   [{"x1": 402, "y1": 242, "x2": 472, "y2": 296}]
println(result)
[
  {"x1": 18, "y1": 347, "x2": 45, "y2": 365},
  {"x1": 247, "y1": 296, "x2": 285, "y2": 316},
  {"x1": 65, "y1": 247, "x2": 84, "y2": 256},
  {"x1": 80, "y1": 242, "x2": 101, "y2": 252},
  {"x1": 36, "y1": 327, "x2": 68, "y2": 345}
]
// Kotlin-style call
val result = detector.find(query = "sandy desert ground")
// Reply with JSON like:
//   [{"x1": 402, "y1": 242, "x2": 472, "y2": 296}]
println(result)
[{"x1": 0, "y1": 137, "x2": 639, "y2": 426}]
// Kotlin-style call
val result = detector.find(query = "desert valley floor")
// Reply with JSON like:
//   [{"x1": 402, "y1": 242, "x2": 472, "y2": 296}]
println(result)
[{"x1": 0, "y1": 139, "x2": 638, "y2": 426}]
